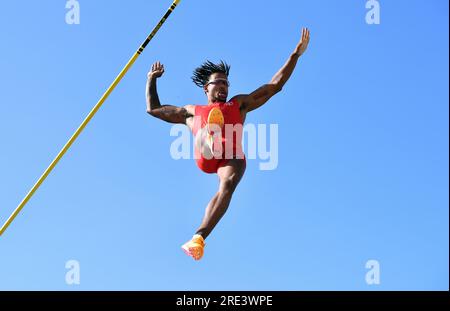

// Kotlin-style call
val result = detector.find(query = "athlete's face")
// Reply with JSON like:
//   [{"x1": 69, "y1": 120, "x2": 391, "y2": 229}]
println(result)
[{"x1": 204, "y1": 72, "x2": 229, "y2": 103}]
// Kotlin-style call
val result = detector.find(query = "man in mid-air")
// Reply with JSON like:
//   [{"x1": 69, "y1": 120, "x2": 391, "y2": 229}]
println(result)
[{"x1": 146, "y1": 28, "x2": 310, "y2": 261}]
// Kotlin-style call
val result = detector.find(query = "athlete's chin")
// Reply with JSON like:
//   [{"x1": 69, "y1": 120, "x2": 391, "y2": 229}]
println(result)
[{"x1": 216, "y1": 96, "x2": 227, "y2": 102}]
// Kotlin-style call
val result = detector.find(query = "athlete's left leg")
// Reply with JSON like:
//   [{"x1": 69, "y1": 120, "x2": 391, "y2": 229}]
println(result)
[
  {"x1": 196, "y1": 159, "x2": 246, "y2": 239},
  {"x1": 182, "y1": 159, "x2": 246, "y2": 260}
]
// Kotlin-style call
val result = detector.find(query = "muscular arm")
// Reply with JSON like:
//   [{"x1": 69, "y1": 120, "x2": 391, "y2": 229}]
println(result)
[
  {"x1": 145, "y1": 61, "x2": 193, "y2": 124},
  {"x1": 236, "y1": 28, "x2": 310, "y2": 114}
]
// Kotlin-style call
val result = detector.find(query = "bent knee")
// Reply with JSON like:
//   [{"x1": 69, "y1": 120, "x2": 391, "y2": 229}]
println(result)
[{"x1": 221, "y1": 174, "x2": 243, "y2": 193}]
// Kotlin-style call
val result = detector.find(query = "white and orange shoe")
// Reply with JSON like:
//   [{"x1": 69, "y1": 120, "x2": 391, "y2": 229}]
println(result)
[
  {"x1": 207, "y1": 107, "x2": 224, "y2": 132},
  {"x1": 205, "y1": 107, "x2": 224, "y2": 157},
  {"x1": 181, "y1": 234, "x2": 205, "y2": 261}
]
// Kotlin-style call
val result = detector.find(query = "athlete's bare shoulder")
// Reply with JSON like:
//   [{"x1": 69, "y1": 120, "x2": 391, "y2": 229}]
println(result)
[
  {"x1": 183, "y1": 104, "x2": 196, "y2": 130},
  {"x1": 230, "y1": 95, "x2": 248, "y2": 108},
  {"x1": 184, "y1": 104, "x2": 196, "y2": 116}
]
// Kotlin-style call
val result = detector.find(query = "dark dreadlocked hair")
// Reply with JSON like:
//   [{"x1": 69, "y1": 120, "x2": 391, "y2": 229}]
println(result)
[{"x1": 191, "y1": 60, "x2": 231, "y2": 88}]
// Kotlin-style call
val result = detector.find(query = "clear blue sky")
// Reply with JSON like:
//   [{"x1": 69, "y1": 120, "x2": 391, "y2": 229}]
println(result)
[{"x1": 0, "y1": 0, "x2": 448, "y2": 290}]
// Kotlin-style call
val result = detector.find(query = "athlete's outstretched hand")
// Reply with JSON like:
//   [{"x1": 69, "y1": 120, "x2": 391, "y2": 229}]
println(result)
[
  {"x1": 295, "y1": 28, "x2": 310, "y2": 56},
  {"x1": 148, "y1": 61, "x2": 165, "y2": 79}
]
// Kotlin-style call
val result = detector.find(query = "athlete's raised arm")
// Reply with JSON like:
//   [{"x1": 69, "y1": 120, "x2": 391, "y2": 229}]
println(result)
[
  {"x1": 233, "y1": 28, "x2": 310, "y2": 114},
  {"x1": 146, "y1": 61, "x2": 194, "y2": 124}
]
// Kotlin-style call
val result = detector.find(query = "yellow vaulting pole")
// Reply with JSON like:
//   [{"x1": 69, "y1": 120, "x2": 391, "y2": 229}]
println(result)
[{"x1": 0, "y1": 0, "x2": 182, "y2": 236}]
